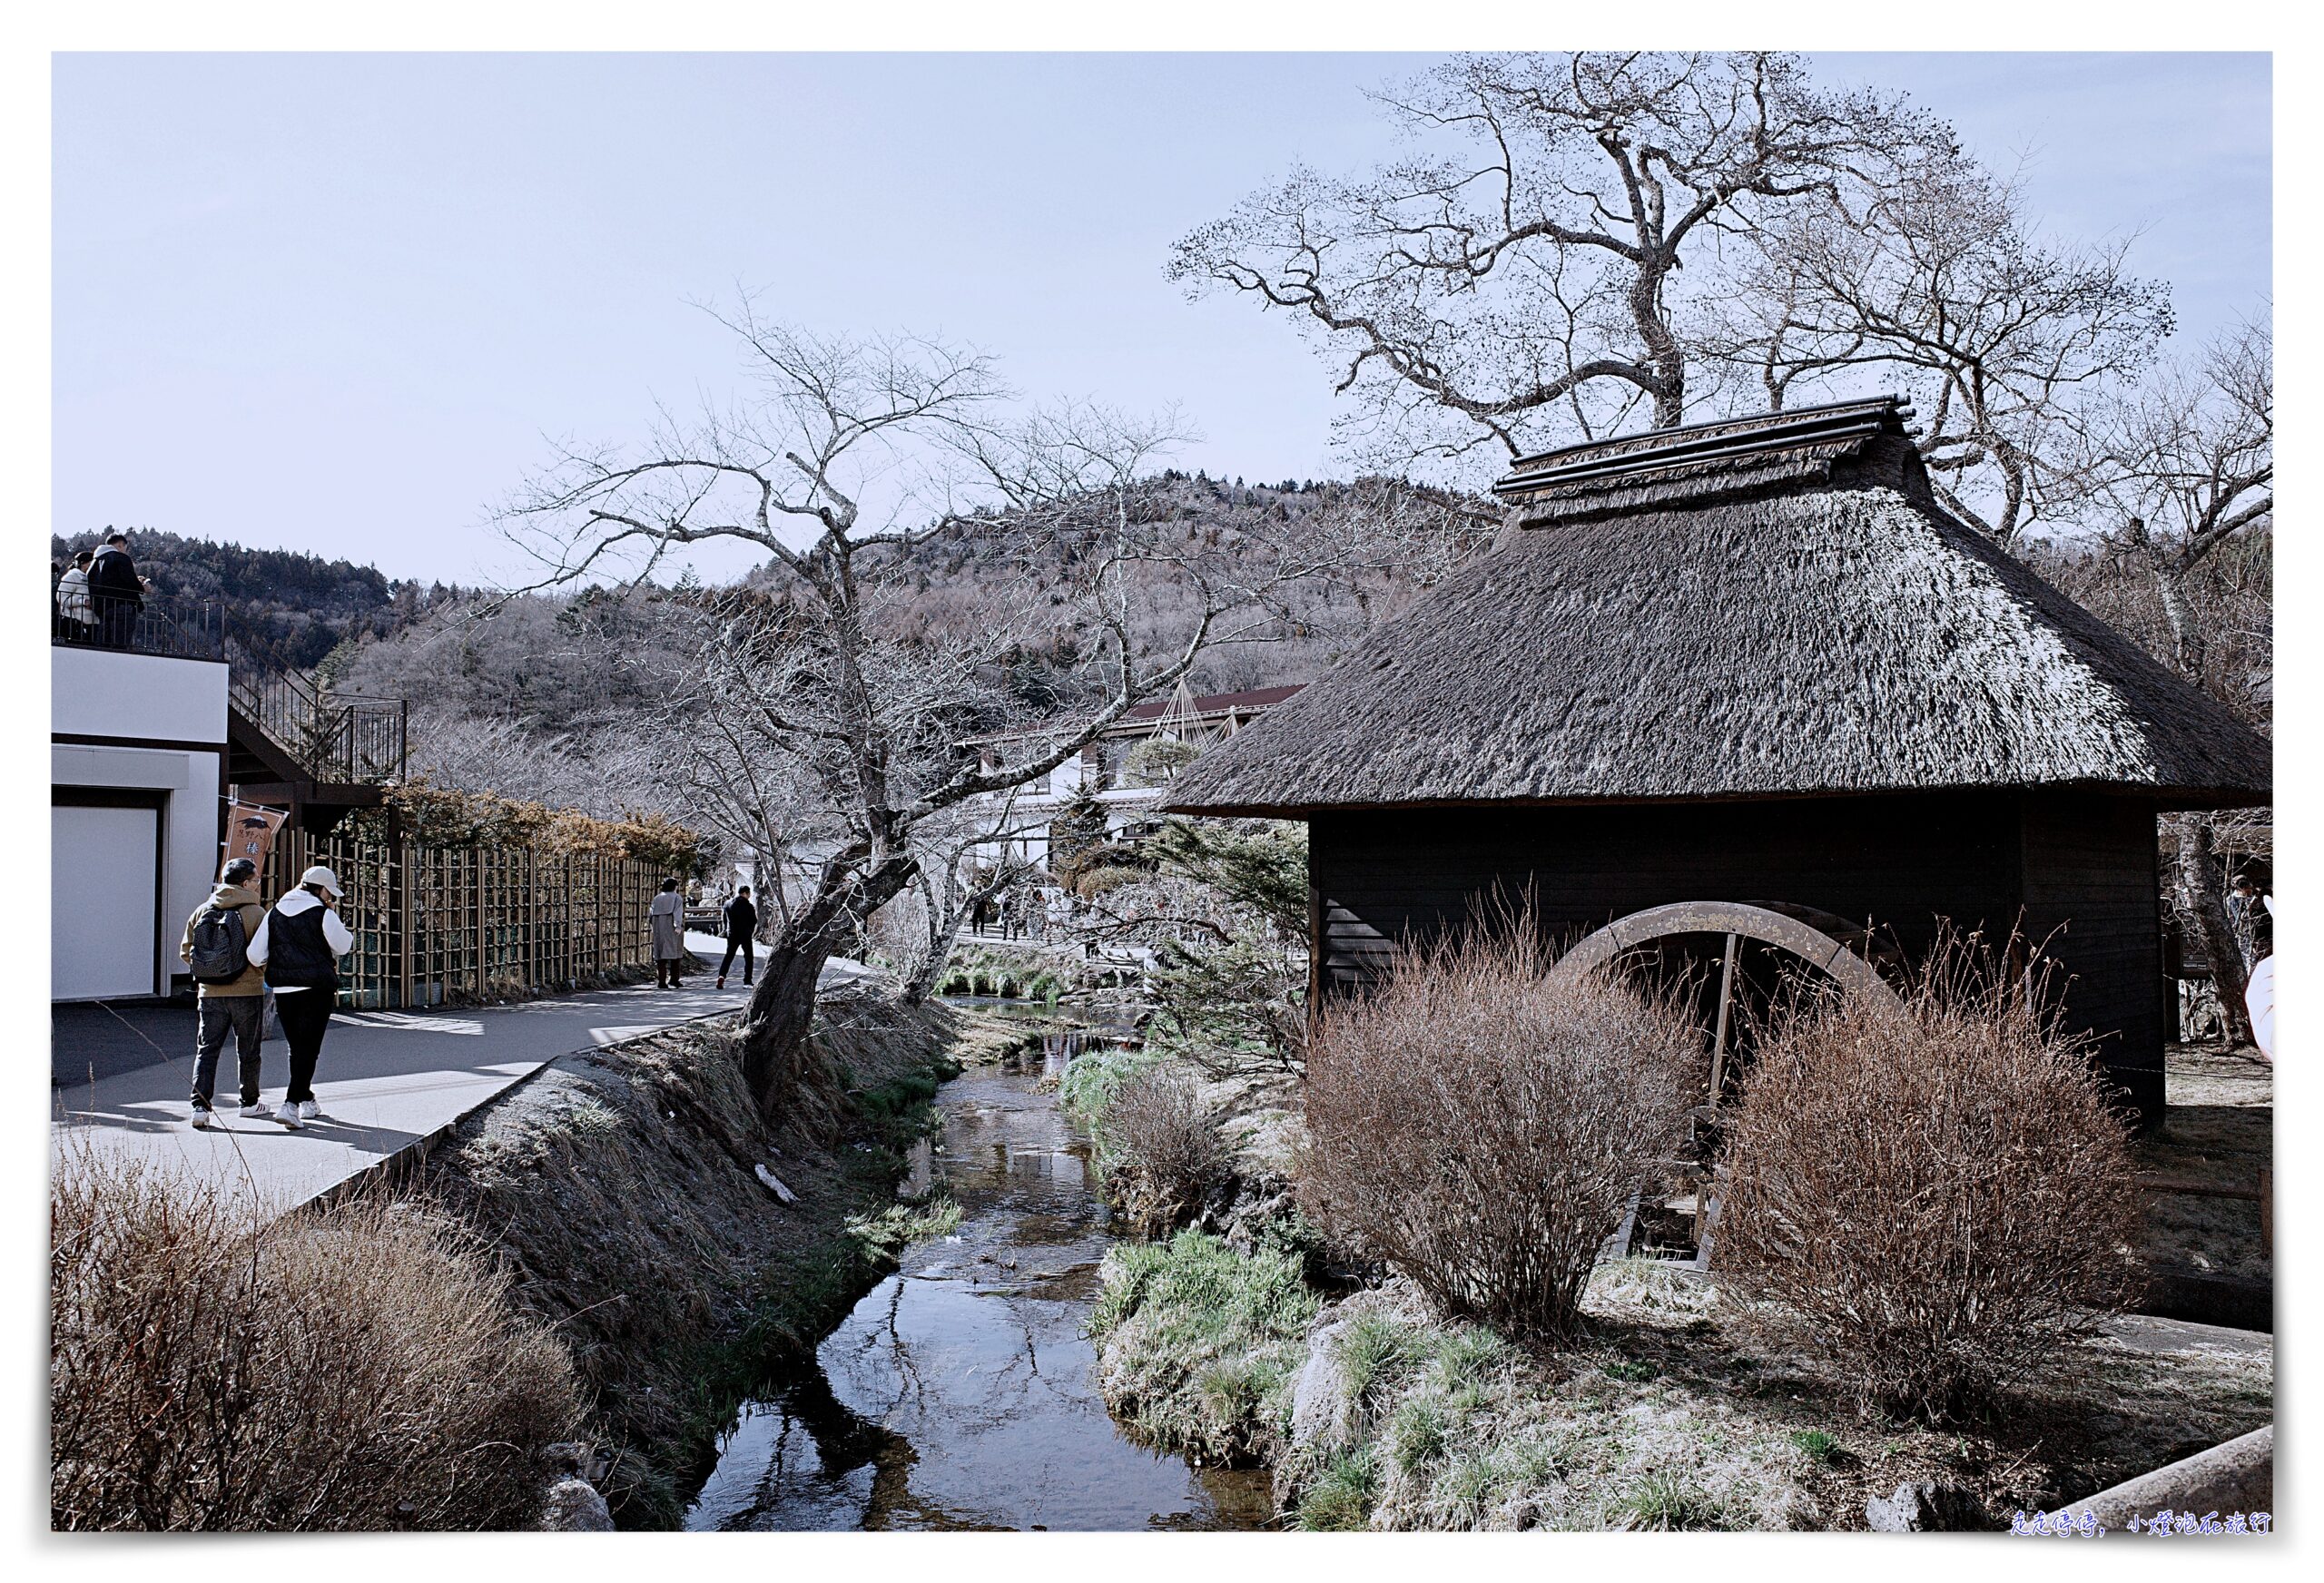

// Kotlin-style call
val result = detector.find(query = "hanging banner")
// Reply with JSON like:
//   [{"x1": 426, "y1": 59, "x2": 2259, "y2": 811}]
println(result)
[{"x1": 222, "y1": 801, "x2": 288, "y2": 882}]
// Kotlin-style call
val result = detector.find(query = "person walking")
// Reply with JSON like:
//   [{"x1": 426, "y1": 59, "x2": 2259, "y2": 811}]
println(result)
[
  {"x1": 716, "y1": 885, "x2": 758, "y2": 989},
  {"x1": 650, "y1": 877, "x2": 687, "y2": 988},
  {"x1": 85, "y1": 529, "x2": 149, "y2": 650},
  {"x1": 54, "y1": 550, "x2": 94, "y2": 642},
  {"x1": 180, "y1": 858, "x2": 274, "y2": 1127},
  {"x1": 247, "y1": 865, "x2": 354, "y2": 1127},
  {"x1": 2227, "y1": 874, "x2": 2266, "y2": 969}
]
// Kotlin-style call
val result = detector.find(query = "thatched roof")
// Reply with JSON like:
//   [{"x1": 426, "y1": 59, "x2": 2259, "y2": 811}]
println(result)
[{"x1": 1164, "y1": 401, "x2": 2271, "y2": 815}]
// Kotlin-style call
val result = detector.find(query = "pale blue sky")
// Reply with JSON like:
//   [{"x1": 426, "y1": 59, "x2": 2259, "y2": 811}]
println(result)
[{"x1": 53, "y1": 52, "x2": 2270, "y2": 583}]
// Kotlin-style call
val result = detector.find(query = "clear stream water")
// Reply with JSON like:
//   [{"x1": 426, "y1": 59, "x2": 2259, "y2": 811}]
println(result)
[{"x1": 682, "y1": 1047, "x2": 1273, "y2": 1532}]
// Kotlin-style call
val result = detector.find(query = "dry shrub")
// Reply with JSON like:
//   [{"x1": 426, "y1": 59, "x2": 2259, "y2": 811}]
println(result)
[
  {"x1": 1715, "y1": 941, "x2": 2144, "y2": 1424},
  {"x1": 1098, "y1": 1063, "x2": 1227, "y2": 1237},
  {"x1": 51, "y1": 1149, "x2": 583, "y2": 1530},
  {"x1": 1300, "y1": 923, "x2": 1699, "y2": 1340}
]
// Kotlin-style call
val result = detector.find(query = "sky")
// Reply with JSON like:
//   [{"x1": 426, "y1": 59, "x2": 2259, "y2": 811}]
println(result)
[{"x1": 52, "y1": 52, "x2": 2271, "y2": 585}]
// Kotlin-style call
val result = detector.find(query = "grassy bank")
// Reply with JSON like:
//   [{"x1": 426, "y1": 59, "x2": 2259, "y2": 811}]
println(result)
[
  {"x1": 411, "y1": 984, "x2": 999, "y2": 1527},
  {"x1": 1088, "y1": 1235, "x2": 2274, "y2": 1530}
]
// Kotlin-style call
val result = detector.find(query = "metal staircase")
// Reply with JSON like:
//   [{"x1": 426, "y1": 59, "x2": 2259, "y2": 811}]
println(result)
[
  {"x1": 225, "y1": 639, "x2": 408, "y2": 833},
  {"x1": 227, "y1": 663, "x2": 408, "y2": 787}
]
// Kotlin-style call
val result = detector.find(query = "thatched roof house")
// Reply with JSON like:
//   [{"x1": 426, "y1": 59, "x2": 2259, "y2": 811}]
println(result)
[{"x1": 1164, "y1": 398, "x2": 2270, "y2": 1122}]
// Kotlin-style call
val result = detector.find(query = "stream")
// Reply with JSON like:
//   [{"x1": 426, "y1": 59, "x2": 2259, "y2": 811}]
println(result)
[{"x1": 682, "y1": 1043, "x2": 1274, "y2": 1532}]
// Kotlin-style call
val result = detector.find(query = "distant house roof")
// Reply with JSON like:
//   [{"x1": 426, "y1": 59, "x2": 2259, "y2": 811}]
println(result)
[
  {"x1": 1120, "y1": 683, "x2": 1305, "y2": 724},
  {"x1": 1162, "y1": 401, "x2": 2271, "y2": 816}
]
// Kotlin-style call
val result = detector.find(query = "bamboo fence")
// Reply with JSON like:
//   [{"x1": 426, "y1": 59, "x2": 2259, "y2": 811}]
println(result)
[{"x1": 261, "y1": 829, "x2": 665, "y2": 1008}]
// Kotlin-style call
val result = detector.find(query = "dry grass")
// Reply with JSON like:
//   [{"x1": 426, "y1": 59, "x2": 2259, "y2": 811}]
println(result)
[
  {"x1": 51, "y1": 1147, "x2": 582, "y2": 1531},
  {"x1": 1088, "y1": 1224, "x2": 2272, "y2": 1530},
  {"x1": 1717, "y1": 943, "x2": 2145, "y2": 1423},
  {"x1": 1300, "y1": 920, "x2": 1698, "y2": 1339},
  {"x1": 1097, "y1": 1062, "x2": 1228, "y2": 1238}
]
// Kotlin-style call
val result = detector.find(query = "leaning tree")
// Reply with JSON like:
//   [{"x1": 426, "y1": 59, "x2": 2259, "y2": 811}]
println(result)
[{"x1": 503, "y1": 308, "x2": 1313, "y2": 1119}]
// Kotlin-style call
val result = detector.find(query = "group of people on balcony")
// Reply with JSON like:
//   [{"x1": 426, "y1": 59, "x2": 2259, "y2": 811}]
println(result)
[{"x1": 51, "y1": 528, "x2": 150, "y2": 648}]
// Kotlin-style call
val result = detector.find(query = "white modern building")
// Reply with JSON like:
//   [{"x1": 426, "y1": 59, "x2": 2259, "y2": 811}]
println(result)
[{"x1": 50, "y1": 600, "x2": 230, "y2": 1001}]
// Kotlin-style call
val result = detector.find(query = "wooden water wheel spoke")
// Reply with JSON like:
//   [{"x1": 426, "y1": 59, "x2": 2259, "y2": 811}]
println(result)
[{"x1": 1708, "y1": 931, "x2": 1740, "y2": 1102}]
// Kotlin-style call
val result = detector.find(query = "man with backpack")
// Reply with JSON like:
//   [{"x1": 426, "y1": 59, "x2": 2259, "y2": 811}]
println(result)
[
  {"x1": 247, "y1": 865, "x2": 355, "y2": 1127},
  {"x1": 181, "y1": 857, "x2": 272, "y2": 1127}
]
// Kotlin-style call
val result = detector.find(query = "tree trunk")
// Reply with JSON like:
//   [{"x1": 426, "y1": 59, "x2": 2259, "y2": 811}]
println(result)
[
  {"x1": 2152, "y1": 559, "x2": 2208, "y2": 680},
  {"x1": 749, "y1": 851, "x2": 776, "y2": 938},
  {"x1": 738, "y1": 853, "x2": 919, "y2": 1122},
  {"x1": 901, "y1": 891, "x2": 973, "y2": 1008},
  {"x1": 2177, "y1": 814, "x2": 2253, "y2": 1047}
]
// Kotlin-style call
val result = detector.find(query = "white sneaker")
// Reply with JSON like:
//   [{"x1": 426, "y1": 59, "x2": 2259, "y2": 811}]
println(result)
[
  {"x1": 298, "y1": 1099, "x2": 322, "y2": 1121},
  {"x1": 191, "y1": 1106, "x2": 216, "y2": 1130},
  {"x1": 277, "y1": 1103, "x2": 304, "y2": 1130},
  {"x1": 242, "y1": 1100, "x2": 277, "y2": 1120}
]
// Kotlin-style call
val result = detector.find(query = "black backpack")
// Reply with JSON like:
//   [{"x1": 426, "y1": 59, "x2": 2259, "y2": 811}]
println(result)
[{"x1": 188, "y1": 903, "x2": 251, "y2": 984}]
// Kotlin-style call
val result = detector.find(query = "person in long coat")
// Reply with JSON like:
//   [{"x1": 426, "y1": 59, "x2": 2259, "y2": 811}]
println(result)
[{"x1": 649, "y1": 877, "x2": 687, "y2": 988}]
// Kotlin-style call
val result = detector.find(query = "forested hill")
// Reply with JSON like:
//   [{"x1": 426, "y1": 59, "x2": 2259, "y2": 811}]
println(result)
[{"x1": 49, "y1": 526, "x2": 470, "y2": 669}]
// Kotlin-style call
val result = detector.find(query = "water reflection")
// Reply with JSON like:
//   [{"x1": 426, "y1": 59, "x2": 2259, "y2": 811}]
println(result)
[{"x1": 684, "y1": 1065, "x2": 1272, "y2": 1532}]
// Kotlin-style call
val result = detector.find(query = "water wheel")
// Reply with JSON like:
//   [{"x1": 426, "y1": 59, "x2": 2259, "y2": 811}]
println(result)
[
  {"x1": 1554, "y1": 900, "x2": 1903, "y2": 1270},
  {"x1": 1551, "y1": 898, "x2": 1900, "y2": 1093}
]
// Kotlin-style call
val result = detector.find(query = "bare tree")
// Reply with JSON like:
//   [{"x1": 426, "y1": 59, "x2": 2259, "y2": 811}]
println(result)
[
  {"x1": 1295, "y1": 476, "x2": 1499, "y2": 631},
  {"x1": 502, "y1": 310, "x2": 1304, "y2": 1119},
  {"x1": 1724, "y1": 154, "x2": 2175, "y2": 545},
  {"x1": 2063, "y1": 323, "x2": 2273, "y2": 1043},
  {"x1": 890, "y1": 796, "x2": 1042, "y2": 1006},
  {"x1": 2072, "y1": 323, "x2": 2272, "y2": 683},
  {"x1": 404, "y1": 705, "x2": 673, "y2": 823},
  {"x1": 1170, "y1": 52, "x2": 1948, "y2": 473},
  {"x1": 617, "y1": 615, "x2": 831, "y2": 936}
]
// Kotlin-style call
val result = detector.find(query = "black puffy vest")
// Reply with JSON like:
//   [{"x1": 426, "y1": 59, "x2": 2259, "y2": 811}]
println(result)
[{"x1": 263, "y1": 904, "x2": 339, "y2": 991}]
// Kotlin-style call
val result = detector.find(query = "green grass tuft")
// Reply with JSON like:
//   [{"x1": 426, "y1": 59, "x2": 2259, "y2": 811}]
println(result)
[
  {"x1": 1338, "y1": 1313, "x2": 1425, "y2": 1413},
  {"x1": 1789, "y1": 1429, "x2": 1841, "y2": 1463},
  {"x1": 1088, "y1": 1229, "x2": 1319, "y2": 1465},
  {"x1": 1618, "y1": 1470, "x2": 1728, "y2": 1531},
  {"x1": 1058, "y1": 1045, "x2": 1167, "y2": 1138},
  {"x1": 1388, "y1": 1395, "x2": 1446, "y2": 1473},
  {"x1": 1295, "y1": 1448, "x2": 1379, "y2": 1531}
]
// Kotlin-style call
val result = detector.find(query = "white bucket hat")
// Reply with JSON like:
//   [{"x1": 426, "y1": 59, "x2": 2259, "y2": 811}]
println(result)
[{"x1": 300, "y1": 865, "x2": 342, "y2": 896}]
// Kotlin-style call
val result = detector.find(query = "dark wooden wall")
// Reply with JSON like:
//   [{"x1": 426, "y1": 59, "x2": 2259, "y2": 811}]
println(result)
[
  {"x1": 2019, "y1": 792, "x2": 2168, "y2": 1119},
  {"x1": 1309, "y1": 789, "x2": 2165, "y2": 1123}
]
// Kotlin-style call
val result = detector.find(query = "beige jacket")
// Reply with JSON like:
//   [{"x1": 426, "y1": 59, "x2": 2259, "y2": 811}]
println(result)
[{"x1": 181, "y1": 882, "x2": 267, "y2": 997}]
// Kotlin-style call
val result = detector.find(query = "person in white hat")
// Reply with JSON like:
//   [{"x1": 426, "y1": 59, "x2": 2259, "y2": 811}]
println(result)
[{"x1": 246, "y1": 865, "x2": 354, "y2": 1126}]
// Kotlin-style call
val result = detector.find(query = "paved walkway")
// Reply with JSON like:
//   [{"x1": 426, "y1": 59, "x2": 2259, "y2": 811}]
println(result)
[{"x1": 53, "y1": 935, "x2": 875, "y2": 1214}]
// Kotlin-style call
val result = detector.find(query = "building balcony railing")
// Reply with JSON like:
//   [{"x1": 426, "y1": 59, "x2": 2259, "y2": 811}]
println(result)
[{"x1": 51, "y1": 592, "x2": 225, "y2": 662}]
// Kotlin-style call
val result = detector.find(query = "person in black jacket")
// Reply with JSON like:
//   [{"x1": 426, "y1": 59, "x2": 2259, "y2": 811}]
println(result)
[
  {"x1": 247, "y1": 865, "x2": 354, "y2": 1127},
  {"x1": 717, "y1": 886, "x2": 758, "y2": 989},
  {"x1": 85, "y1": 529, "x2": 148, "y2": 650}
]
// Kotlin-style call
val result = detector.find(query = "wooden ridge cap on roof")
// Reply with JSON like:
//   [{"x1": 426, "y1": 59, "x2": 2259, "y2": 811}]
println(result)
[{"x1": 1492, "y1": 397, "x2": 1924, "y2": 526}]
